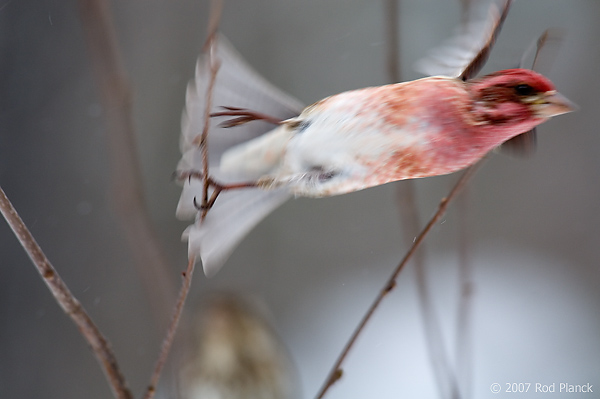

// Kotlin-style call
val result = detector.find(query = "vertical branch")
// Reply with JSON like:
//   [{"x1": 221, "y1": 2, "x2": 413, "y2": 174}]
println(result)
[
  {"x1": 384, "y1": 0, "x2": 401, "y2": 83},
  {"x1": 315, "y1": 164, "x2": 480, "y2": 399},
  {"x1": 195, "y1": 0, "x2": 223, "y2": 221},
  {"x1": 0, "y1": 186, "x2": 133, "y2": 399},
  {"x1": 459, "y1": 0, "x2": 474, "y2": 25},
  {"x1": 397, "y1": 186, "x2": 460, "y2": 399},
  {"x1": 143, "y1": 3, "x2": 224, "y2": 397},
  {"x1": 454, "y1": 2, "x2": 476, "y2": 398},
  {"x1": 455, "y1": 190, "x2": 474, "y2": 399},
  {"x1": 144, "y1": 257, "x2": 196, "y2": 399},
  {"x1": 386, "y1": 0, "x2": 458, "y2": 397},
  {"x1": 77, "y1": 0, "x2": 176, "y2": 325}
]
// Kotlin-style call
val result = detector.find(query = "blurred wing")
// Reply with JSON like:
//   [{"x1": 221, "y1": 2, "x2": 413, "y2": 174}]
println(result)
[
  {"x1": 498, "y1": 128, "x2": 537, "y2": 157},
  {"x1": 176, "y1": 36, "x2": 301, "y2": 275},
  {"x1": 178, "y1": 35, "x2": 304, "y2": 174},
  {"x1": 519, "y1": 28, "x2": 565, "y2": 77},
  {"x1": 500, "y1": 29, "x2": 563, "y2": 156},
  {"x1": 177, "y1": 35, "x2": 304, "y2": 220},
  {"x1": 415, "y1": 0, "x2": 512, "y2": 80},
  {"x1": 181, "y1": 186, "x2": 291, "y2": 276}
]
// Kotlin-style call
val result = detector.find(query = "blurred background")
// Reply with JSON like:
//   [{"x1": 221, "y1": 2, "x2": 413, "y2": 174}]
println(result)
[{"x1": 1, "y1": 0, "x2": 599, "y2": 398}]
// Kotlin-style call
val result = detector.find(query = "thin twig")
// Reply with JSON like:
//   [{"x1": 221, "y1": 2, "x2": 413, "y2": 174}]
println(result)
[
  {"x1": 455, "y1": 5, "x2": 476, "y2": 380},
  {"x1": 459, "y1": 0, "x2": 474, "y2": 25},
  {"x1": 315, "y1": 163, "x2": 481, "y2": 399},
  {"x1": 458, "y1": 0, "x2": 512, "y2": 81},
  {"x1": 143, "y1": 5, "x2": 224, "y2": 396},
  {"x1": 144, "y1": 257, "x2": 196, "y2": 399},
  {"x1": 77, "y1": 0, "x2": 176, "y2": 325},
  {"x1": 144, "y1": 2, "x2": 224, "y2": 395},
  {"x1": 399, "y1": 178, "x2": 459, "y2": 399},
  {"x1": 386, "y1": 1, "x2": 459, "y2": 397},
  {"x1": 384, "y1": 0, "x2": 401, "y2": 83},
  {"x1": 455, "y1": 189, "x2": 474, "y2": 399},
  {"x1": 0, "y1": 186, "x2": 133, "y2": 399},
  {"x1": 194, "y1": 0, "x2": 223, "y2": 221}
]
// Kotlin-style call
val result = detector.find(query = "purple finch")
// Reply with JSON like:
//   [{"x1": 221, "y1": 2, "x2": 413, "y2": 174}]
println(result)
[
  {"x1": 176, "y1": 9, "x2": 573, "y2": 276},
  {"x1": 181, "y1": 296, "x2": 296, "y2": 399}
]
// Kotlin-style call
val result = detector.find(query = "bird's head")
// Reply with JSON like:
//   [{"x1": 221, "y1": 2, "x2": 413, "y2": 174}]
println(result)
[{"x1": 468, "y1": 68, "x2": 574, "y2": 128}]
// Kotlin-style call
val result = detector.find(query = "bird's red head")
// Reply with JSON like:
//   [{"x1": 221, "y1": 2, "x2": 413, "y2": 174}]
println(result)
[
  {"x1": 470, "y1": 68, "x2": 555, "y2": 97},
  {"x1": 467, "y1": 68, "x2": 570, "y2": 129}
]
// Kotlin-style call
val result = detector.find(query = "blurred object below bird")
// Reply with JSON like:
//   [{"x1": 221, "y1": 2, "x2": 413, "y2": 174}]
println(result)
[{"x1": 181, "y1": 295, "x2": 298, "y2": 399}]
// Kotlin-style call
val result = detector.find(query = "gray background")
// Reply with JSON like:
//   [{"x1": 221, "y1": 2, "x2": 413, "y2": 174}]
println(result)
[{"x1": 1, "y1": 0, "x2": 599, "y2": 398}]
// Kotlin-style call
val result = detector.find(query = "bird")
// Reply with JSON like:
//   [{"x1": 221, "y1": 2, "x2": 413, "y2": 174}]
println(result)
[
  {"x1": 181, "y1": 295, "x2": 297, "y2": 399},
  {"x1": 176, "y1": 2, "x2": 574, "y2": 276}
]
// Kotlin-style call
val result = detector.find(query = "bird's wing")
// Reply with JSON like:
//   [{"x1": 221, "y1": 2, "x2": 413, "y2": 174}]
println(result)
[
  {"x1": 415, "y1": 0, "x2": 512, "y2": 80},
  {"x1": 178, "y1": 35, "x2": 304, "y2": 174}
]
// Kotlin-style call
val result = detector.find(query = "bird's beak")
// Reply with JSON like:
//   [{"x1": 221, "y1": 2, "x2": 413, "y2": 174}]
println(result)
[{"x1": 531, "y1": 91, "x2": 577, "y2": 118}]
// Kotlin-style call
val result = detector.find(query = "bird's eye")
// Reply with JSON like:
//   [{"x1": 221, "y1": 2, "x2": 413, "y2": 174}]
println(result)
[{"x1": 514, "y1": 84, "x2": 535, "y2": 96}]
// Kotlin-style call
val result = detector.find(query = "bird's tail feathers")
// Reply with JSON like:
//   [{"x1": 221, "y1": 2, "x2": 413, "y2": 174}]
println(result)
[
  {"x1": 181, "y1": 182, "x2": 291, "y2": 277},
  {"x1": 177, "y1": 36, "x2": 303, "y2": 275},
  {"x1": 179, "y1": 35, "x2": 303, "y2": 172}
]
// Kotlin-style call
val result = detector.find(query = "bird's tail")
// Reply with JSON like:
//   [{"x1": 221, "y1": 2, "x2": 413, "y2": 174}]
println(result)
[
  {"x1": 176, "y1": 36, "x2": 303, "y2": 276},
  {"x1": 178, "y1": 184, "x2": 291, "y2": 277}
]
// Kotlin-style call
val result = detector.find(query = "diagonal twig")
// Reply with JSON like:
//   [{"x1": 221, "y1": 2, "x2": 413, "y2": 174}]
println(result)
[
  {"x1": 143, "y1": 3, "x2": 224, "y2": 397},
  {"x1": 0, "y1": 186, "x2": 133, "y2": 399},
  {"x1": 455, "y1": 188, "x2": 475, "y2": 399},
  {"x1": 193, "y1": 0, "x2": 223, "y2": 221},
  {"x1": 387, "y1": 1, "x2": 459, "y2": 397},
  {"x1": 77, "y1": 0, "x2": 176, "y2": 325},
  {"x1": 384, "y1": 0, "x2": 401, "y2": 84},
  {"x1": 315, "y1": 163, "x2": 481, "y2": 399},
  {"x1": 459, "y1": 0, "x2": 512, "y2": 81},
  {"x1": 144, "y1": 256, "x2": 196, "y2": 399},
  {"x1": 454, "y1": 1, "x2": 478, "y2": 397}
]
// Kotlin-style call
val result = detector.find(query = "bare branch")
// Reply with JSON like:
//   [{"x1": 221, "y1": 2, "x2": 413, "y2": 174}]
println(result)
[
  {"x1": 144, "y1": 2, "x2": 224, "y2": 396},
  {"x1": 398, "y1": 177, "x2": 459, "y2": 399},
  {"x1": 459, "y1": 0, "x2": 474, "y2": 25},
  {"x1": 384, "y1": 0, "x2": 401, "y2": 83},
  {"x1": 203, "y1": 0, "x2": 224, "y2": 53},
  {"x1": 144, "y1": 257, "x2": 196, "y2": 399},
  {"x1": 77, "y1": 0, "x2": 176, "y2": 324},
  {"x1": 315, "y1": 163, "x2": 481, "y2": 399},
  {"x1": 455, "y1": 190, "x2": 475, "y2": 399},
  {"x1": 459, "y1": 0, "x2": 512, "y2": 81},
  {"x1": 0, "y1": 186, "x2": 133, "y2": 399},
  {"x1": 387, "y1": 1, "x2": 459, "y2": 397},
  {"x1": 193, "y1": 0, "x2": 224, "y2": 221}
]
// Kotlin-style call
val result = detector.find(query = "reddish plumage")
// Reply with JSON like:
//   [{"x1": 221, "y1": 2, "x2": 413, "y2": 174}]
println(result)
[
  {"x1": 249, "y1": 69, "x2": 570, "y2": 197},
  {"x1": 177, "y1": 35, "x2": 574, "y2": 275}
]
